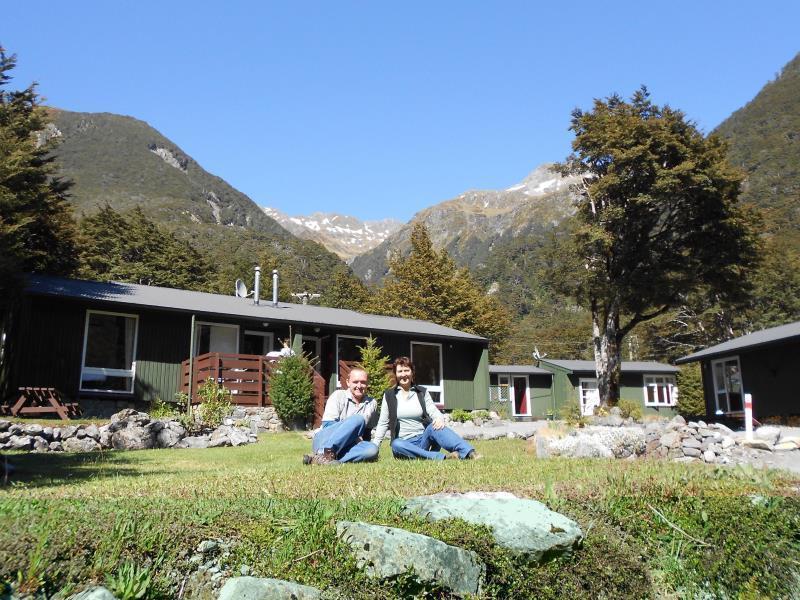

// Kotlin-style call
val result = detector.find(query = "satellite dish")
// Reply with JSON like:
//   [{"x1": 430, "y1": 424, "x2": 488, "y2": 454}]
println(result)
[{"x1": 235, "y1": 279, "x2": 249, "y2": 298}]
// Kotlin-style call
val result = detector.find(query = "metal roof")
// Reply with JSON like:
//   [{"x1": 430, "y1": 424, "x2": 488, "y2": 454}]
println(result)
[
  {"x1": 676, "y1": 321, "x2": 800, "y2": 364},
  {"x1": 25, "y1": 275, "x2": 487, "y2": 343},
  {"x1": 538, "y1": 359, "x2": 678, "y2": 374},
  {"x1": 489, "y1": 364, "x2": 552, "y2": 376}
]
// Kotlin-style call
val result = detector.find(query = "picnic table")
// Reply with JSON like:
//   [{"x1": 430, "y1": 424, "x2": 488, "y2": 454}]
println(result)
[{"x1": 3, "y1": 387, "x2": 81, "y2": 421}]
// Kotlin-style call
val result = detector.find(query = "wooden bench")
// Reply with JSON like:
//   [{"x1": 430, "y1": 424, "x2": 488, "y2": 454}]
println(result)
[{"x1": 6, "y1": 387, "x2": 81, "y2": 421}]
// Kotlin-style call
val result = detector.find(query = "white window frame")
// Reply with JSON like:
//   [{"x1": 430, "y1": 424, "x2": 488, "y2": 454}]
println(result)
[
  {"x1": 643, "y1": 374, "x2": 678, "y2": 407},
  {"x1": 411, "y1": 341, "x2": 444, "y2": 406},
  {"x1": 512, "y1": 375, "x2": 531, "y2": 417},
  {"x1": 578, "y1": 377, "x2": 600, "y2": 416},
  {"x1": 335, "y1": 334, "x2": 368, "y2": 387},
  {"x1": 193, "y1": 321, "x2": 240, "y2": 356},
  {"x1": 711, "y1": 356, "x2": 744, "y2": 414},
  {"x1": 243, "y1": 330, "x2": 274, "y2": 355},
  {"x1": 80, "y1": 309, "x2": 139, "y2": 394}
]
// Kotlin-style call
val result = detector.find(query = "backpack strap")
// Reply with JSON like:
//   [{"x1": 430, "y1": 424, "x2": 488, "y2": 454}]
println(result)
[{"x1": 414, "y1": 385, "x2": 431, "y2": 426}]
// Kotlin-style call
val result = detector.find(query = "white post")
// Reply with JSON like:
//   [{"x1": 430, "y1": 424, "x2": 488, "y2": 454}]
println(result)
[{"x1": 744, "y1": 393, "x2": 753, "y2": 441}]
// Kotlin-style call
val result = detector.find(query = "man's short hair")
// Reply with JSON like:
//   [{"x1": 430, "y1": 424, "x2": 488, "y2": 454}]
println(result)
[{"x1": 348, "y1": 367, "x2": 368, "y2": 381}]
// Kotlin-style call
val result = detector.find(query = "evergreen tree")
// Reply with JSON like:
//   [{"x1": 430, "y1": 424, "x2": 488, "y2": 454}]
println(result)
[
  {"x1": 372, "y1": 222, "x2": 510, "y2": 356},
  {"x1": 322, "y1": 267, "x2": 373, "y2": 311},
  {"x1": 554, "y1": 88, "x2": 760, "y2": 404},
  {"x1": 0, "y1": 47, "x2": 79, "y2": 306},
  {"x1": 356, "y1": 336, "x2": 392, "y2": 400},
  {"x1": 78, "y1": 204, "x2": 213, "y2": 290}
]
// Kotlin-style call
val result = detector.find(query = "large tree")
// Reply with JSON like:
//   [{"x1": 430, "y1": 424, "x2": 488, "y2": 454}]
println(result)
[
  {"x1": 372, "y1": 222, "x2": 510, "y2": 357},
  {"x1": 555, "y1": 88, "x2": 760, "y2": 404},
  {"x1": 78, "y1": 204, "x2": 213, "y2": 290},
  {"x1": 0, "y1": 47, "x2": 78, "y2": 304}
]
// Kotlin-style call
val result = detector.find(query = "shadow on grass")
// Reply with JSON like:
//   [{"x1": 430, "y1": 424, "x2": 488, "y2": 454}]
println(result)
[{"x1": 1, "y1": 450, "x2": 178, "y2": 489}]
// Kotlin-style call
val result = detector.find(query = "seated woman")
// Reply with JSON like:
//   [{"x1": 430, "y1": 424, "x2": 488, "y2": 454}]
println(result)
[{"x1": 370, "y1": 356, "x2": 479, "y2": 460}]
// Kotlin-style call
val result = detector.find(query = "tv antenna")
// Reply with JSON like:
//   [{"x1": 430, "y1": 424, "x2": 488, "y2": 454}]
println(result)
[{"x1": 291, "y1": 291, "x2": 321, "y2": 305}]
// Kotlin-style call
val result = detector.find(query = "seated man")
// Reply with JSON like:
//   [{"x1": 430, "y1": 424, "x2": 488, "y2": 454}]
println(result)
[{"x1": 303, "y1": 367, "x2": 379, "y2": 465}]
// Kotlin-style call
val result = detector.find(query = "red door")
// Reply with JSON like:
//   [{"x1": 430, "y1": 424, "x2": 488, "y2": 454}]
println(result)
[{"x1": 513, "y1": 376, "x2": 528, "y2": 416}]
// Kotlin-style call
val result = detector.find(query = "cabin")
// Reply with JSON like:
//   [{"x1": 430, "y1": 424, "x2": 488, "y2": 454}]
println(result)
[
  {"x1": 676, "y1": 321, "x2": 800, "y2": 420},
  {"x1": 491, "y1": 359, "x2": 679, "y2": 419},
  {"x1": 2, "y1": 274, "x2": 490, "y2": 419}
]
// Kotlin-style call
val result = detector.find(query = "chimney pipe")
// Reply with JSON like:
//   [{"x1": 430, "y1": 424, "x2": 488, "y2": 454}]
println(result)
[
  {"x1": 253, "y1": 266, "x2": 261, "y2": 305},
  {"x1": 272, "y1": 269, "x2": 279, "y2": 307}
]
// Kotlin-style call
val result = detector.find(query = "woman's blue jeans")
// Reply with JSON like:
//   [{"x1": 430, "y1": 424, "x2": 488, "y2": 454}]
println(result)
[{"x1": 390, "y1": 424, "x2": 474, "y2": 460}]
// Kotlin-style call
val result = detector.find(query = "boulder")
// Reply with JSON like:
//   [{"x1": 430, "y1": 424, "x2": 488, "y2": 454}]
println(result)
[
  {"x1": 218, "y1": 577, "x2": 321, "y2": 600},
  {"x1": 98, "y1": 425, "x2": 112, "y2": 448},
  {"x1": 32, "y1": 437, "x2": 50, "y2": 452},
  {"x1": 49, "y1": 441, "x2": 63, "y2": 452},
  {"x1": 22, "y1": 424, "x2": 44, "y2": 436},
  {"x1": 8, "y1": 435, "x2": 32, "y2": 450},
  {"x1": 67, "y1": 586, "x2": 118, "y2": 600},
  {"x1": 111, "y1": 424, "x2": 157, "y2": 450},
  {"x1": 669, "y1": 415, "x2": 686, "y2": 428},
  {"x1": 754, "y1": 426, "x2": 781, "y2": 446},
  {"x1": 178, "y1": 435, "x2": 210, "y2": 449},
  {"x1": 682, "y1": 447, "x2": 702, "y2": 458},
  {"x1": 721, "y1": 436, "x2": 736, "y2": 450},
  {"x1": 60, "y1": 425, "x2": 78, "y2": 439},
  {"x1": 0, "y1": 419, "x2": 9, "y2": 432},
  {"x1": 711, "y1": 423, "x2": 735, "y2": 435},
  {"x1": 774, "y1": 441, "x2": 799, "y2": 452},
  {"x1": 742, "y1": 438, "x2": 773, "y2": 452},
  {"x1": 156, "y1": 422, "x2": 186, "y2": 448},
  {"x1": 63, "y1": 437, "x2": 100, "y2": 453},
  {"x1": 337, "y1": 521, "x2": 484, "y2": 597},
  {"x1": 703, "y1": 450, "x2": 717, "y2": 463},
  {"x1": 681, "y1": 437, "x2": 702, "y2": 449},
  {"x1": 659, "y1": 432, "x2": 681, "y2": 448},
  {"x1": 404, "y1": 492, "x2": 583, "y2": 562},
  {"x1": 84, "y1": 424, "x2": 101, "y2": 440}
]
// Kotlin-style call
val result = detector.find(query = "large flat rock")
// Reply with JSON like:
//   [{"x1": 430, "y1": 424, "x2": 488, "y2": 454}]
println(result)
[
  {"x1": 403, "y1": 492, "x2": 583, "y2": 562},
  {"x1": 336, "y1": 521, "x2": 483, "y2": 597},
  {"x1": 218, "y1": 577, "x2": 321, "y2": 599}
]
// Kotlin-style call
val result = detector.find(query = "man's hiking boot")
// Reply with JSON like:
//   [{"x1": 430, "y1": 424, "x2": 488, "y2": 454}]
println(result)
[
  {"x1": 465, "y1": 450, "x2": 482, "y2": 460},
  {"x1": 444, "y1": 451, "x2": 460, "y2": 460},
  {"x1": 306, "y1": 448, "x2": 340, "y2": 466}
]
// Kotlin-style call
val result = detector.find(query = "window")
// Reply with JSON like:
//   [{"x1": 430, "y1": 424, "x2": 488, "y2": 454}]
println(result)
[
  {"x1": 489, "y1": 374, "x2": 510, "y2": 403},
  {"x1": 711, "y1": 357, "x2": 743, "y2": 413},
  {"x1": 193, "y1": 322, "x2": 239, "y2": 355},
  {"x1": 80, "y1": 310, "x2": 138, "y2": 393},
  {"x1": 411, "y1": 341, "x2": 444, "y2": 405},
  {"x1": 242, "y1": 330, "x2": 274, "y2": 355},
  {"x1": 578, "y1": 378, "x2": 600, "y2": 416},
  {"x1": 644, "y1": 375, "x2": 677, "y2": 407}
]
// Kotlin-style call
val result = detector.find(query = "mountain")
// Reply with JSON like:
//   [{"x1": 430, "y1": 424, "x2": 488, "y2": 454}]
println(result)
[
  {"x1": 350, "y1": 163, "x2": 579, "y2": 282},
  {"x1": 45, "y1": 109, "x2": 349, "y2": 296},
  {"x1": 262, "y1": 207, "x2": 402, "y2": 261},
  {"x1": 713, "y1": 51, "x2": 800, "y2": 238}
]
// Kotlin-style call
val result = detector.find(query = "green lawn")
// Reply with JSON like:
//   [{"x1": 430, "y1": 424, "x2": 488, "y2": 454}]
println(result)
[{"x1": 1, "y1": 435, "x2": 799, "y2": 599}]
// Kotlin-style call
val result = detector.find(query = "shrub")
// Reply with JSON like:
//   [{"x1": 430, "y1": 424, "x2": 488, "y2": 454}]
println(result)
[
  {"x1": 147, "y1": 397, "x2": 181, "y2": 419},
  {"x1": 195, "y1": 378, "x2": 232, "y2": 428},
  {"x1": 472, "y1": 409, "x2": 490, "y2": 420},
  {"x1": 356, "y1": 336, "x2": 392, "y2": 400},
  {"x1": 676, "y1": 363, "x2": 706, "y2": 417},
  {"x1": 617, "y1": 398, "x2": 642, "y2": 421},
  {"x1": 450, "y1": 408, "x2": 471, "y2": 423},
  {"x1": 559, "y1": 399, "x2": 586, "y2": 427},
  {"x1": 105, "y1": 561, "x2": 152, "y2": 600},
  {"x1": 270, "y1": 354, "x2": 315, "y2": 428}
]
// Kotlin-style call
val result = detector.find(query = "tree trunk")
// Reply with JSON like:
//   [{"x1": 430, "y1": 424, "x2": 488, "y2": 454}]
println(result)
[{"x1": 592, "y1": 298, "x2": 622, "y2": 406}]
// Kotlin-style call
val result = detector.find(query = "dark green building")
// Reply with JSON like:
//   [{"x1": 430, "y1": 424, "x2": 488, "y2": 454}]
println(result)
[
  {"x1": 3, "y1": 275, "x2": 489, "y2": 417},
  {"x1": 490, "y1": 359, "x2": 679, "y2": 419},
  {"x1": 676, "y1": 321, "x2": 800, "y2": 420}
]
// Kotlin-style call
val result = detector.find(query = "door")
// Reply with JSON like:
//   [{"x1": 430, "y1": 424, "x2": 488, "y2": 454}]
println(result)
[
  {"x1": 242, "y1": 331, "x2": 274, "y2": 355},
  {"x1": 712, "y1": 357, "x2": 744, "y2": 413},
  {"x1": 579, "y1": 378, "x2": 600, "y2": 416},
  {"x1": 194, "y1": 322, "x2": 239, "y2": 355},
  {"x1": 512, "y1": 376, "x2": 529, "y2": 416},
  {"x1": 302, "y1": 336, "x2": 322, "y2": 372}
]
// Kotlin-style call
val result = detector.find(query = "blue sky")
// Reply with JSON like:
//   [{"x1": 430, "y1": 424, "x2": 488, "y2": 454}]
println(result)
[{"x1": 4, "y1": 1, "x2": 799, "y2": 221}]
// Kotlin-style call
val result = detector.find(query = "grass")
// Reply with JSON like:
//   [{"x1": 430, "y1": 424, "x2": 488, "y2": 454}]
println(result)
[{"x1": 2, "y1": 434, "x2": 799, "y2": 598}]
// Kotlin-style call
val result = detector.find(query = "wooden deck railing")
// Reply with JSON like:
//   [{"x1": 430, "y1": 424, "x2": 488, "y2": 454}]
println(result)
[
  {"x1": 180, "y1": 353, "x2": 327, "y2": 425},
  {"x1": 338, "y1": 360, "x2": 394, "y2": 389}
]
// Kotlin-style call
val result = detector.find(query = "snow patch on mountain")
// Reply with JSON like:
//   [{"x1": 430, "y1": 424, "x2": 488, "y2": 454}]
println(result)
[{"x1": 262, "y1": 207, "x2": 402, "y2": 261}]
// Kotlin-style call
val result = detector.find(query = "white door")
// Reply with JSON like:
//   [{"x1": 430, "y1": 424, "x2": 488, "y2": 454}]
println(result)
[
  {"x1": 579, "y1": 378, "x2": 600, "y2": 416},
  {"x1": 194, "y1": 322, "x2": 239, "y2": 355}
]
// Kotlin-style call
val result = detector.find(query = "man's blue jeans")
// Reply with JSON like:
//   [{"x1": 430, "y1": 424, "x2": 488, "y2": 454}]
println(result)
[
  {"x1": 312, "y1": 414, "x2": 379, "y2": 463},
  {"x1": 390, "y1": 423, "x2": 474, "y2": 460}
]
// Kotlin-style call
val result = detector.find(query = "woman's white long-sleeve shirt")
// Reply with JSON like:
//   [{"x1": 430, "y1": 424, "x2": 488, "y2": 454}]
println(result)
[{"x1": 371, "y1": 386, "x2": 443, "y2": 443}]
